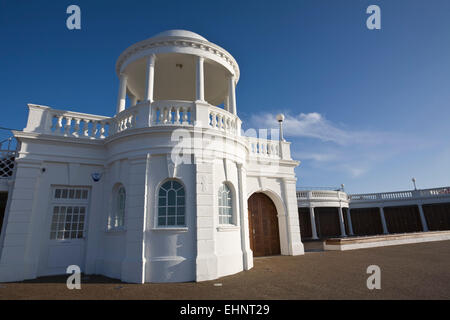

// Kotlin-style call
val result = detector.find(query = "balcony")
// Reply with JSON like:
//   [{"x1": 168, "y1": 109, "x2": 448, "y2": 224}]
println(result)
[
  {"x1": 19, "y1": 101, "x2": 298, "y2": 162},
  {"x1": 22, "y1": 100, "x2": 242, "y2": 139}
]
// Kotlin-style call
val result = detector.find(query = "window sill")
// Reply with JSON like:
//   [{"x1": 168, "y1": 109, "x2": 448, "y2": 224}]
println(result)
[
  {"x1": 150, "y1": 227, "x2": 189, "y2": 232},
  {"x1": 106, "y1": 227, "x2": 126, "y2": 233},
  {"x1": 217, "y1": 225, "x2": 240, "y2": 232}
]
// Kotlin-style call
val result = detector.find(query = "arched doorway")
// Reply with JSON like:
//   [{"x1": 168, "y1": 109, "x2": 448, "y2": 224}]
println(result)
[{"x1": 248, "y1": 193, "x2": 281, "y2": 257}]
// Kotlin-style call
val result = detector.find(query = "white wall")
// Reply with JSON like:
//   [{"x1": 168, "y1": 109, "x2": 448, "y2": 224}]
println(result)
[
  {"x1": 144, "y1": 154, "x2": 196, "y2": 283},
  {"x1": 0, "y1": 127, "x2": 304, "y2": 283}
]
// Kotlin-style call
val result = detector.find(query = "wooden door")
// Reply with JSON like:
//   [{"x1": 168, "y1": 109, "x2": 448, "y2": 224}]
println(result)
[
  {"x1": 423, "y1": 203, "x2": 450, "y2": 231},
  {"x1": 350, "y1": 207, "x2": 384, "y2": 236},
  {"x1": 384, "y1": 205, "x2": 422, "y2": 234},
  {"x1": 248, "y1": 193, "x2": 281, "y2": 257},
  {"x1": 314, "y1": 207, "x2": 341, "y2": 238},
  {"x1": 298, "y1": 207, "x2": 312, "y2": 239}
]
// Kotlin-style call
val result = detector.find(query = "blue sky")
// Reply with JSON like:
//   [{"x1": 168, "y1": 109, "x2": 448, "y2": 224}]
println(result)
[{"x1": 1, "y1": 0, "x2": 449, "y2": 193}]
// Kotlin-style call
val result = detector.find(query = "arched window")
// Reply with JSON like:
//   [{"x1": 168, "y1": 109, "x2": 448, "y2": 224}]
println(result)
[
  {"x1": 158, "y1": 180, "x2": 185, "y2": 227},
  {"x1": 109, "y1": 184, "x2": 126, "y2": 229},
  {"x1": 218, "y1": 183, "x2": 233, "y2": 225}
]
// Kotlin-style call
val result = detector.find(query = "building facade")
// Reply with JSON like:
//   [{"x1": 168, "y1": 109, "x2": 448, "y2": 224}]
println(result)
[
  {"x1": 297, "y1": 187, "x2": 450, "y2": 240},
  {"x1": 0, "y1": 30, "x2": 305, "y2": 283}
]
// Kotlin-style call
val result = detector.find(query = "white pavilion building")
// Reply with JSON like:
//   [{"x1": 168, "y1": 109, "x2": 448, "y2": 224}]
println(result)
[{"x1": 0, "y1": 30, "x2": 304, "y2": 283}]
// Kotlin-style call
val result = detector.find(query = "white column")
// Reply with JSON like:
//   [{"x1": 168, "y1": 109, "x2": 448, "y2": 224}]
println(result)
[
  {"x1": 379, "y1": 207, "x2": 389, "y2": 234},
  {"x1": 129, "y1": 94, "x2": 137, "y2": 107},
  {"x1": 116, "y1": 73, "x2": 128, "y2": 114},
  {"x1": 196, "y1": 56, "x2": 205, "y2": 102},
  {"x1": 224, "y1": 95, "x2": 230, "y2": 112},
  {"x1": 417, "y1": 204, "x2": 429, "y2": 232},
  {"x1": 145, "y1": 54, "x2": 156, "y2": 102},
  {"x1": 338, "y1": 206, "x2": 347, "y2": 237},
  {"x1": 309, "y1": 207, "x2": 318, "y2": 239},
  {"x1": 228, "y1": 75, "x2": 237, "y2": 115},
  {"x1": 347, "y1": 208, "x2": 354, "y2": 235}
]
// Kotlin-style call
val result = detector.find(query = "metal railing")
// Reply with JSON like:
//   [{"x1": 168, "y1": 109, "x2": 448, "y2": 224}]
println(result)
[{"x1": 0, "y1": 136, "x2": 17, "y2": 179}]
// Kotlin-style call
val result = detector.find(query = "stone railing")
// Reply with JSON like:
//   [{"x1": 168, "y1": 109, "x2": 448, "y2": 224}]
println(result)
[
  {"x1": 152, "y1": 100, "x2": 194, "y2": 126},
  {"x1": 247, "y1": 137, "x2": 280, "y2": 158},
  {"x1": 114, "y1": 107, "x2": 138, "y2": 133},
  {"x1": 208, "y1": 106, "x2": 238, "y2": 133},
  {"x1": 23, "y1": 101, "x2": 243, "y2": 140},
  {"x1": 349, "y1": 187, "x2": 450, "y2": 203},
  {"x1": 24, "y1": 104, "x2": 112, "y2": 139},
  {"x1": 297, "y1": 190, "x2": 349, "y2": 202}
]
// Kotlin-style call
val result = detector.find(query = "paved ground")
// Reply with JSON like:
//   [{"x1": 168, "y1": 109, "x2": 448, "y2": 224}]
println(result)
[{"x1": 1, "y1": 240, "x2": 450, "y2": 300}]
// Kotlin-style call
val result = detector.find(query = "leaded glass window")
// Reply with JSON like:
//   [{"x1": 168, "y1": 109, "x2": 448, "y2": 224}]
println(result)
[
  {"x1": 109, "y1": 185, "x2": 126, "y2": 229},
  {"x1": 158, "y1": 180, "x2": 185, "y2": 227},
  {"x1": 49, "y1": 187, "x2": 89, "y2": 240},
  {"x1": 218, "y1": 184, "x2": 233, "y2": 225}
]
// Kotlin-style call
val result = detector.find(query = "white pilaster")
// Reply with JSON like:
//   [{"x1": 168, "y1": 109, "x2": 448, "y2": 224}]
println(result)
[
  {"x1": 145, "y1": 54, "x2": 156, "y2": 103},
  {"x1": 0, "y1": 160, "x2": 42, "y2": 282},
  {"x1": 379, "y1": 207, "x2": 389, "y2": 234},
  {"x1": 196, "y1": 56, "x2": 205, "y2": 102},
  {"x1": 417, "y1": 204, "x2": 429, "y2": 232},
  {"x1": 309, "y1": 207, "x2": 319, "y2": 239},
  {"x1": 338, "y1": 206, "x2": 347, "y2": 237},
  {"x1": 347, "y1": 208, "x2": 354, "y2": 235},
  {"x1": 281, "y1": 178, "x2": 304, "y2": 255},
  {"x1": 195, "y1": 160, "x2": 218, "y2": 281},
  {"x1": 120, "y1": 155, "x2": 150, "y2": 283},
  {"x1": 237, "y1": 163, "x2": 253, "y2": 270},
  {"x1": 116, "y1": 73, "x2": 128, "y2": 114}
]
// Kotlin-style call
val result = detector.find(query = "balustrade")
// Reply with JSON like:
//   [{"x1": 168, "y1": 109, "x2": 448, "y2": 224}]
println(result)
[
  {"x1": 48, "y1": 112, "x2": 112, "y2": 139},
  {"x1": 152, "y1": 101, "x2": 193, "y2": 126},
  {"x1": 247, "y1": 137, "x2": 280, "y2": 158}
]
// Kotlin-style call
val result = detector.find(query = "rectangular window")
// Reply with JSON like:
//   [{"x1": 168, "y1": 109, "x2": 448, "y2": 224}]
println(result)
[
  {"x1": 50, "y1": 187, "x2": 89, "y2": 240},
  {"x1": 54, "y1": 188, "x2": 89, "y2": 200},
  {"x1": 50, "y1": 205, "x2": 87, "y2": 240}
]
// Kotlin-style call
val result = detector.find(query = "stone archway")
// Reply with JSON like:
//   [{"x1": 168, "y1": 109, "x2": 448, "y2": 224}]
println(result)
[{"x1": 247, "y1": 193, "x2": 281, "y2": 257}]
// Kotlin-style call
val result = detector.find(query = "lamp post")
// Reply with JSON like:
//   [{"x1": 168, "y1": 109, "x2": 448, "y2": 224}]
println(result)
[
  {"x1": 276, "y1": 113, "x2": 285, "y2": 141},
  {"x1": 412, "y1": 177, "x2": 417, "y2": 190}
]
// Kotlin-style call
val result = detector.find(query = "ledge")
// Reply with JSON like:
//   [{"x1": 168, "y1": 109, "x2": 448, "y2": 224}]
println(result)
[
  {"x1": 324, "y1": 231, "x2": 450, "y2": 251},
  {"x1": 105, "y1": 227, "x2": 126, "y2": 234},
  {"x1": 149, "y1": 227, "x2": 189, "y2": 232},
  {"x1": 217, "y1": 225, "x2": 240, "y2": 232}
]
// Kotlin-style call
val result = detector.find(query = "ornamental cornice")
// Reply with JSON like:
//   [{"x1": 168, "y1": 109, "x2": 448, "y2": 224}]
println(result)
[{"x1": 115, "y1": 36, "x2": 240, "y2": 81}]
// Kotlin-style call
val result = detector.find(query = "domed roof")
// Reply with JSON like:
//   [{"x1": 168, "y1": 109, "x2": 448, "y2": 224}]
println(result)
[{"x1": 152, "y1": 30, "x2": 208, "y2": 41}]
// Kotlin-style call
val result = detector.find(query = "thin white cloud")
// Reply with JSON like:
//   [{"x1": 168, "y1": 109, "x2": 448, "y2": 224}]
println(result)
[
  {"x1": 292, "y1": 151, "x2": 337, "y2": 162},
  {"x1": 249, "y1": 112, "x2": 350, "y2": 144},
  {"x1": 246, "y1": 111, "x2": 430, "y2": 179},
  {"x1": 248, "y1": 112, "x2": 417, "y2": 147}
]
